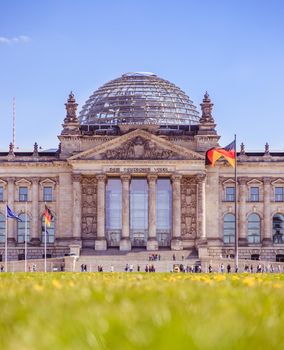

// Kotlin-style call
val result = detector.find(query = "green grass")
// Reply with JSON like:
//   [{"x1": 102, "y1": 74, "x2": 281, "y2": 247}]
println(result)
[{"x1": 0, "y1": 273, "x2": 284, "y2": 350}]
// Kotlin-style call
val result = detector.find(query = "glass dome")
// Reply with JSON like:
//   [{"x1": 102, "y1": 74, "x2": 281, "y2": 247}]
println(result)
[{"x1": 79, "y1": 72, "x2": 200, "y2": 126}]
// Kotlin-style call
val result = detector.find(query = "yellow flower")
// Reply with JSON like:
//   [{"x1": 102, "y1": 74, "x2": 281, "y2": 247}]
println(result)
[
  {"x1": 52, "y1": 279, "x2": 62, "y2": 289},
  {"x1": 214, "y1": 275, "x2": 226, "y2": 282},
  {"x1": 33, "y1": 284, "x2": 43, "y2": 292},
  {"x1": 242, "y1": 277, "x2": 255, "y2": 287}
]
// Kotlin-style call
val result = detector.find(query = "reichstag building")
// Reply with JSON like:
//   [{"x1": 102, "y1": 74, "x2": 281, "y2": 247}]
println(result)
[{"x1": 1, "y1": 72, "x2": 284, "y2": 262}]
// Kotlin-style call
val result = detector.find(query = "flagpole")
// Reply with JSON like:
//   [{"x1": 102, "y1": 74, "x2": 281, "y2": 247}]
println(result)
[
  {"x1": 44, "y1": 219, "x2": 47, "y2": 273},
  {"x1": 24, "y1": 201, "x2": 27, "y2": 273},
  {"x1": 234, "y1": 134, "x2": 238, "y2": 272},
  {"x1": 5, "y1": 206, "x2": 8, "y2": 272}
]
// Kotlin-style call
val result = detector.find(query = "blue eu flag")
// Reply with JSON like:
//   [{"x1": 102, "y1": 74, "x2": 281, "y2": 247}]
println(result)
[{"x1": 6, "y1": 206, "x2": 21, "y2": 221}]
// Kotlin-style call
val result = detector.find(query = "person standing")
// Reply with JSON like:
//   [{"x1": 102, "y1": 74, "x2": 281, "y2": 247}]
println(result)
[{"x1": 227, "y1": 264, "x2": 231, "y2": 273}]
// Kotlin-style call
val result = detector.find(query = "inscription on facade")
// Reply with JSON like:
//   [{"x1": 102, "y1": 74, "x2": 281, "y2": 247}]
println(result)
[{"x1": 106, "y1": 167, "x2": 174, "y2": 173}]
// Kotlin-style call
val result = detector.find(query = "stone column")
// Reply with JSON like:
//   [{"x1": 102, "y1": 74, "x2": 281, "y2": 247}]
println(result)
[
  {"x1": 72, "y1": 174, "x2": 82, "y2": 244},
  {"x1": 31, "y1": 178, "x2": 40, "y2": 245},
  {"x1": 238, "y1": 177, "x2": 247, "y2": 245},
  {"x1": 196, "y1": 174, "x2": 207, "y2": 242},
  {"x1": 95, "y1": 174, "x2": 107, "y2": 250},
  {"x1": 120, "y1": 174, "x2": 131, "y2": 251},
  {"x1": 171, "y1": 174, "x2": 183, "y2": 250},
  {"x1": 263, "y1": 177, "x2": 272, "y2": 245},
  {"x1": 147, "y1": 174, "x2": 158, "y2": 251},
  {"x1": 7, "y1": 178, "x2": 15, "y2": 245}
]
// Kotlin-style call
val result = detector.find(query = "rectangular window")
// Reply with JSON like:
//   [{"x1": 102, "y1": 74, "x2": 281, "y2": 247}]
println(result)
[
  {"x1": 43, "y1": 187, "x2": 53, "y2": 202},
  {"x1": 250, "y1": 187, "x2": 259, "y2": 202},
  {"x1": 275, "y1": 187, "x2": 284, "y2": 202},
  {"x1": 19, "y1": 187, "x2": 28, "y2": 202},
  {"x1": 0, "y1": 186, "x2": 3, "y2": 201},
  {"x1": 225, "y1": 187, "x2": 235, "y2": 202}
]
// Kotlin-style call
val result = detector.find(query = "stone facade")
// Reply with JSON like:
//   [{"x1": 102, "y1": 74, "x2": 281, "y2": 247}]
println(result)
[{"x1": 1, "y1": 90, "x2": 284, "y2": 262}]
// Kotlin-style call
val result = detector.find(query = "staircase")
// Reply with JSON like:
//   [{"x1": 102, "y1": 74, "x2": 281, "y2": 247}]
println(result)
[{"x1": 71, "y1": 249, "x2": 199, "y2": 272}]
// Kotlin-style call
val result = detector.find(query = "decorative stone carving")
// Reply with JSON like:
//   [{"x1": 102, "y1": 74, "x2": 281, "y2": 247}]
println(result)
[
  {"x1": 81, "y1": 176, "x2": 97, "y2": 238},
  {"x1": 200, "y1": 92, "x2": 214, "y2": 124},
  {"x1": 181, "y1": 176, "x2": 197, "y2": 237},
  {"x1": 72, "y1": 174, "x2": 81, "y2": 182},
  {"x1": 61, "y1": 92, "x2": 80, "y2": 136},
  {"x1": 33, "y1": 142, "x2": 39, "y2": 157},
  {"x1": 64, "y1": 92, "x2": 79, "y2": 124},
  {"x1": 102, "y1": 136, "x2": 181, "y2": 160}
]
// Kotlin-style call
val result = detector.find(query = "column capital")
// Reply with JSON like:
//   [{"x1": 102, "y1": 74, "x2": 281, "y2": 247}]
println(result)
[
  {"x1": 96, "y1": 174, "x2": 107, "y2": 182},
  {"x1": 72, "y1": 174, "x2": 81, "y2": 182},
  {"x1": 30, "y1": 177, "x2": 40, "y2": 184},
  {"x1": 196, "y1": 173, "x2": 206, "y2": 183},
  {"x1": 263, "y1": 176, "x2": 271, "y2": 185},
  {"x1": 171, "y1": 174, "x2": 182, "y2": 182},
  {"x1": 120, "y1": 174, "x2": 131, "y2": 182},
  {"x1": 7, "y1": 177, "x2": 16, "y2": 184},
  {"x1": 147, "y1": 174, "x2": 158, "y2": 183},
  {"x1": 238, "y1": 177, "x2": 248, "y2": 186}
]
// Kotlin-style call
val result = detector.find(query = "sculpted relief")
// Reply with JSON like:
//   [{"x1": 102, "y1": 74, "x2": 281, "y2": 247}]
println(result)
[
  {"x1": 101, "y1": 136, "x2": 181, "y2": 160},
  {"x1": 181, "y1": 176, "x2": 197, "y2": 238},
  {"x1": 81, "y1": 176, "x2": 97, "y2": 238}
]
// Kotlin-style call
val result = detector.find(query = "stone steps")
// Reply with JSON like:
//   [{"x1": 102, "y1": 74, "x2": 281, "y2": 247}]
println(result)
[{"x1": 74, "y1": 258, "x2": 199, "y2": 273}]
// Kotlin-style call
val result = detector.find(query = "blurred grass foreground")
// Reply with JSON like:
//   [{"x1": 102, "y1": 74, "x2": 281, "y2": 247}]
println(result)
[{"x1": 0, "y1": 273, "x2": 284, "y2": 350}]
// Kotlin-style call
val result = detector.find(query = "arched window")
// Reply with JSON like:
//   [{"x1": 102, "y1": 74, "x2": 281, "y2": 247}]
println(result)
[
  {"x1": 41, "y1": 215, "x2": 55, "y2": 243},
  {"x1": 273, "y1": 213, "x2": 284, "y2": 244},
  {"x1": 247, "y1": 213, "x2": 261, "y2": 244},
  {"x1": 0, "y1": 213, "x2": 5, "y2": 243},
  {"x1": 17, "y1": 213, "x2": 30, "y2": 243},
  {"x1": 223, "y1": 213, "x2": 235, "y2": 244}
]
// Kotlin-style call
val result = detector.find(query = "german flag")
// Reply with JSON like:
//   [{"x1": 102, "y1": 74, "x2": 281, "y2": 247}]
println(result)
[
  {"x1": 206, "y1": 140, "x2": 236, "y2": 167},
  {"x1": 44, "y1": 205, "x2": 53, "y2": 227}
]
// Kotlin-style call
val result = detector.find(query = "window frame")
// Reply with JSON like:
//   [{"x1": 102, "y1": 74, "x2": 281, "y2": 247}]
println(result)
[
  {"x1": 223, "y1": 213, "x2": 235, "y2": 244},
  {"x1": 0, "y1": 186, "x2": 3, "y2": 202},
  {"x1": 17, "y1": 213, "x2": 30, "y2": 243},
  {"x1": 225, "y1": 187, "x2": 235, "y2": 202},
  {"x1": 247, "y1": 213, "x2": 261, "y2": 244},
  {"x1": 275, "y1": 187, "x2": 284, "y2": 202},
  {"x1": 43, "y1": 186, "x2": 53, "y2": 202},
  {"x1": 19, "y1": 186, "x2": 28, "y2": 202},
  {"x1": 250, "y1": 187, "x2": 259, "y2": 202},
  {"x1": 0, "y1": 213, "x2": 5, "y2": 243}
]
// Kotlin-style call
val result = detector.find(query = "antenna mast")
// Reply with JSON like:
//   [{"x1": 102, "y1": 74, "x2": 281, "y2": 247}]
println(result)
[{"x1": 12, "y1": 97, "x2": 16, "y2": 149}]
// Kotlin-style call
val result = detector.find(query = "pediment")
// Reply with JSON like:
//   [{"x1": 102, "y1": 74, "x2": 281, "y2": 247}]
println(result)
[
  {"x1": 69, "y1": 129, "x2": 204, "y2": 161},
  {"x1": 247, "y1": 178, "x2": 263, "y2": 185},
  {"x1": 271, "y1": 178, "x2": 284, "y2": 186},
  {"x1": 15, "y1": 178, "x2": 32, "y2": 186},
  {"x1": 222, "y1": 178, "x2": 235, "y2": 186},
  {"x1": 39, "y1": 178, "x2": 57, "y2": 187}
]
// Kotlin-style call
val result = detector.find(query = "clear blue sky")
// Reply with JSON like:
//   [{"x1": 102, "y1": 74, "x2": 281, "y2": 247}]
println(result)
[{"x1": 0, "y1": 0, "x2": 283, "y2": 151}]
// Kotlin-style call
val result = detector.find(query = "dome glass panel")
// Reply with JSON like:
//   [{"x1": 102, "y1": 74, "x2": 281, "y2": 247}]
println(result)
[{"x1": 79, "y1": 72, "x2": 199, "y2": 126}]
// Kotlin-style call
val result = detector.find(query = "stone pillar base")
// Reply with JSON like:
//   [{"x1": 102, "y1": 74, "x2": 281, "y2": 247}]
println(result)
[
  {"x1": 147, "y1": 238, "x2": 158, "y2": 251},
  {"x1": 95, "y1": 239, "x2": 107, "y2": 251},
  {"x1": 262, "y1": 238, "x2": 272, "y2": 246},
  {"x1": 69, "y1": 244, "x2": 81, "y2": 256},
  {"x1": 7, "y1": 238, "x2": 16, "y2": 246},
  {"x1": 171, "y1": 238, "x2": 183, "y2": 251},
  {"x1": 239, "y1": 238, "x2": 247, "y2": 246},
  {"x1": 30, "y1": 238, "x2": 41, "y2": 246},
  {"x1": 120, "y1": 238, "x2": 131, "y2": 251},
  {"x1": 198, "y1": 247, "x2": 209, "y2": 259}
]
